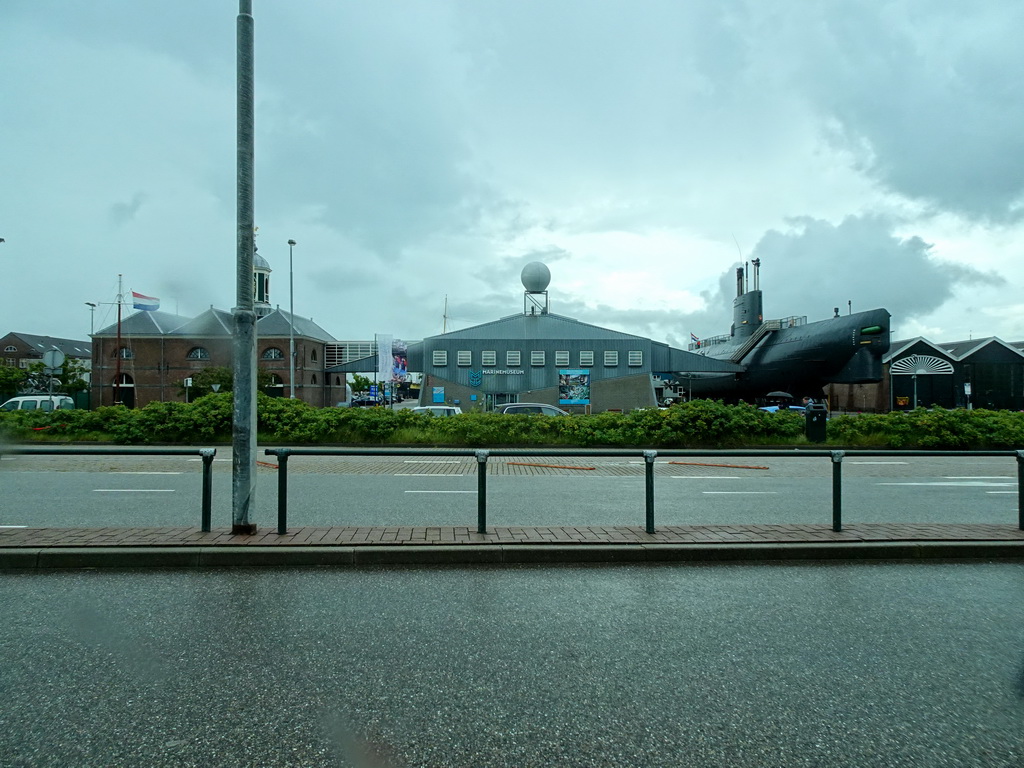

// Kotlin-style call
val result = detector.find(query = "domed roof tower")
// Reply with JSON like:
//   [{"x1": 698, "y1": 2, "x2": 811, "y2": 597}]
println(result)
[
  {"x1": 253, "y1": 248, "x2": 272, "y2": 317},
  {"x1": 521, "y1": 261, "x2": 551, "y2": 315}
]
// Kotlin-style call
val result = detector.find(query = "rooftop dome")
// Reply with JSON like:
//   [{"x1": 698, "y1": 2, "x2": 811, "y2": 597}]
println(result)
[
  {"x1": 521, "y1": 261, "x2": 550, "y2": 293},
  {"x1": 254, "y1": 252, "x2": 271, "y2": 271}
]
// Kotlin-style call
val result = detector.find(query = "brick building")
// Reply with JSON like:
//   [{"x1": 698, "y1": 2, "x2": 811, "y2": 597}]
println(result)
[{"x1": 90, "y1": 307, "x2": 340, "y2": 408}]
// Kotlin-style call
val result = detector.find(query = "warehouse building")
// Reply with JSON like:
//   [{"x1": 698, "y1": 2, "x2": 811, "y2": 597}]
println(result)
[{"x1": 328, "y1": 262, "x2": 743, "y2": 413}]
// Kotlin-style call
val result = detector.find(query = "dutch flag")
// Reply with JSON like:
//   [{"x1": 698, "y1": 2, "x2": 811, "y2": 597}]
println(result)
[{"x1": 132, "y1": 291, "x2": 160, "y2": 311}]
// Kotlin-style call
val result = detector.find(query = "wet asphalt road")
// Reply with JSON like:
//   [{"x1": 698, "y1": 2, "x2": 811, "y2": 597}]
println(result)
[{"x1": 2, "y1": 561, "x2": 1024, "y2": 767}]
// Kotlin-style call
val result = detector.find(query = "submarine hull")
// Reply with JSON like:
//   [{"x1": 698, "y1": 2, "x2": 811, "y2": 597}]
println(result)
[{"x1": 684, "y1": 308, "x2": 891, "y2": 401}]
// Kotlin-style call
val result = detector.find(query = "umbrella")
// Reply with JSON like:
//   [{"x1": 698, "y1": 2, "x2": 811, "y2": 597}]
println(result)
[{"x1": 766, "y1": 391, "x2": 793, "y2": 399}]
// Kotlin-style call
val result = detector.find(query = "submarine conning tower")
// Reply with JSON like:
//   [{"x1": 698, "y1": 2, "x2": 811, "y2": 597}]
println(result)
[{"x1": 731, "y1": 259, "x2": 763, "y2": 339}]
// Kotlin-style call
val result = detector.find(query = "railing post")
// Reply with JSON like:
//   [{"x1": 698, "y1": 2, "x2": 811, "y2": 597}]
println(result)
[
  {"x1": 277, "y1": 450, "x2": 290, "y2": 534},
  {"x1": 200, "y1": 448, "x2": 215, "y2": 532},
  {"x1": 475, "y1": 450, "x2": 489, "y2": 534},
  {"x1": 830, "y1": 450, "x2": 845, "y2": 532},
  {"x1": 643, "y1": 449, "x2": 657, "y2": 534},
  {"x1": 1017, "y1": 451, "x2": 1024, "y2": 531}
]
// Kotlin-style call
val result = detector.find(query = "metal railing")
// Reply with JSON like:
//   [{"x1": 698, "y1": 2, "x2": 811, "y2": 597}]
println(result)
[
  {"x1": 0, "y1": 446, "x2": 218, "y2": 531},
  {"x1": 265, "y1": 447, "x2": 1024, "y2": 535}
]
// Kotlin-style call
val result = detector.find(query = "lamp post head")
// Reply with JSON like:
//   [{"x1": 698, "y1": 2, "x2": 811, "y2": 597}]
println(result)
[
  {"x1": 85, "y1": 302, "x2": 97, "y2": 308},
  {"x1": 287, "y1": 239, "x2": 296, "y2": 246}
]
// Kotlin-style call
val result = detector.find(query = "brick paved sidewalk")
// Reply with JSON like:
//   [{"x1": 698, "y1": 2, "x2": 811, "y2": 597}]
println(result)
[{"x1": 3, "y1": 522, "x2": 1024, "y2": 548}]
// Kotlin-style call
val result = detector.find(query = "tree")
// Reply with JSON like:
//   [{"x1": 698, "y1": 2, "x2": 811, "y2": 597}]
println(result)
[
  {"x1": 0, "y1": 364, "x2": 26, "y2": 399},
  {"x1": 351, "y1": 373, "x2": 372, "y2": 394},
  {"x1": 24, "y1": 358, "x2": 89, "y2": 396}
]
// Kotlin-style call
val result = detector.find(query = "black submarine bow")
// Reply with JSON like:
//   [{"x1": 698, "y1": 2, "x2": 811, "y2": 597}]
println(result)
[{"x1": 679, "y1": 259, "x2": 890, "y2": 401}]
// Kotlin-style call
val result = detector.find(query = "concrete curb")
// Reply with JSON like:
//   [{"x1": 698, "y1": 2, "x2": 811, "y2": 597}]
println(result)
[{"x1": 3, "y1": 540, "x2": 1024, "y2": 570}]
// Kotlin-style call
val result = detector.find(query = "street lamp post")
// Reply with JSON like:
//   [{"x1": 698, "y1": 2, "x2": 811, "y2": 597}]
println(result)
[
  {"x1": 287, "y1": 239, "x2": 296, "y2": 398},
  {"x1": 85, "y1": 302, "x2": 97, "y2": 335}
]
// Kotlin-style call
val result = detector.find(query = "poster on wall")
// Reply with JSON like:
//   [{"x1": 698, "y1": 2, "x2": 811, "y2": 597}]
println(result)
[
  {"x1": 432, "y1": 386, "x2": 445, "y2": 404},
  {"x1": 559, "y1": 369, "x2": 591, "y2": 404}
]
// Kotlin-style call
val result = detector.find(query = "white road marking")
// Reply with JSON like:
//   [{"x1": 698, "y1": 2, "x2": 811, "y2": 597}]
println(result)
[
  {"x1": 850, "y1": 461, "x2": 909, "y2": 464},
  {"x1": 672, "y1": 476, "x2": 743, "y2": 479},
  {"x1": 404, "y1": 460, "x2": 462, "y2": 464},
  {"x1": 702, "y1": 491, "x2": 777, "y2": 495},
  {"x1": 187, "y1": 458, "x2": 231, "y2": 462},
  {"x1": 111, "y1": 471, "x2": 182, "y2": 475},
  {"x1": 877, "y1": 482, "x2": 1014, "y2": 487},
  {"x1": 943, "y1": 476, "x2": 1013, "y2": 479},
  {"x1": 404, "y1": 490, "x2": 476, "y2": 494},
  {"x1": 0, "y1": 525, "x2": 27, "y2": 528},
  {"x1": 93, "y1": 489, "x2": 176, "y2": 493},
  {"x1": 986, "y1": 491, "x2": 1018, "y2": 494}
]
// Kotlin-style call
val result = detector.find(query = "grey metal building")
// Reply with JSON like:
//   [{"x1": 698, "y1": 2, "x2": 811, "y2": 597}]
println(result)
[{"x1": 329, "y1": 262, "x2": 743, "y2": 413}]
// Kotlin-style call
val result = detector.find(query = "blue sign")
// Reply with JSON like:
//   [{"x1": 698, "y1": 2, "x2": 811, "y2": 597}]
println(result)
[
  {"x1": 432, "y1": 386, "x2": 445, "y2": 404},
  {"x1": 369, "y1": 385, "x2": 378, "y2": 396}
]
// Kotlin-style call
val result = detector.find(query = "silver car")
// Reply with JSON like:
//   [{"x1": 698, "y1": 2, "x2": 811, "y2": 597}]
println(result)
[
  {"x1": 411, "y1": 405, "x2": 463, "y2": 417},
  {"x1": 493, "y1": 402, "x2": 569, "y2": 416}
]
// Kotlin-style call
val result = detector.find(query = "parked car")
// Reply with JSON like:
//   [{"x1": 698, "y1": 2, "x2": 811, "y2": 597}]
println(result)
[
  {"x1": 350, "y1": 396, "x2": 384, "y2": 408},
  {"x1": 0, "y1": 395, "x2": 76, "y2": 412},
  {"x1": 493, "y1": 402, "x2": 569, "y2": 416},
  {"x1": 411, "y1": 406, "x2": 463, "y2": 417}
]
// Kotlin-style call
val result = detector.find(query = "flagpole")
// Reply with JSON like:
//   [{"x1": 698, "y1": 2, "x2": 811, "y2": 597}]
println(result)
[{"x1": 114, "y1": 274, "x2": 123, "y2": 406}]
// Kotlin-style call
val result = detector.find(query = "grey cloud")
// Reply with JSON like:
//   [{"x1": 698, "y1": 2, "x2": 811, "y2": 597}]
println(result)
[
  {"x1": 108, "y1": 192, "x2": 146, "y2": 228},
  {"x1": 793, "y1": 2, "x2": 1024, "y2": 220}
]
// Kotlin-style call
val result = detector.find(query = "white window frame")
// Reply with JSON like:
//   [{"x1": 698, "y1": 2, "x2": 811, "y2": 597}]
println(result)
[
  {"x1": 507, "y1": 350, "x2": 521, "y2": 366},
  {"x1": 457, "y1": 350, "x2": 472, "y2": 366},
  {"x1": 531, "y1": 351, "x2": 546, "y2": 366},
  {"x1": 579, "y1": 350, "x2": 594, "y2": 367},
  {"x1": 481, "y1": 350, "x2": 497, "y2": 366},
  {"x1": 604, "y1": 350, "x2": 618, "y2": 366},
  {"x1": 432, "y1": 350, "x2": 448, "y2": 366},
  {"x1": 628, "y1": 350, "x2": 643, "y2": 367},
  {"x1": 555, "y1": 350, "x2": 570, "y2": 367}
]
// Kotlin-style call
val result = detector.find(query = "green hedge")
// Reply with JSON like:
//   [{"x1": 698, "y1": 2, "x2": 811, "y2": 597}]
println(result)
[{"x1": 2, "y1": 395, "x2": 1023, "y2": 450}]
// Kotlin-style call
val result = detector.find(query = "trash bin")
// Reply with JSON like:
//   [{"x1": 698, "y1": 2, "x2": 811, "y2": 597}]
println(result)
[{"x1": 805, "y1": 402, "x2": 828, "y2": 443}]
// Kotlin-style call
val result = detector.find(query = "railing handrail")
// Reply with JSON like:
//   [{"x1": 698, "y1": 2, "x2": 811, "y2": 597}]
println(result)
[
  {"x1": 265, "y1": 447, "x2": 1024, "y2": 536},
  {"x1": 1, "y1": 446, "x2": 218, "y2": 531}
]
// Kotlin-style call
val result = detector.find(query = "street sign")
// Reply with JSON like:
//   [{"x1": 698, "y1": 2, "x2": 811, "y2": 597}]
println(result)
[{"x1": 42, "y1": 349, "x2": 66, "y2": 370}]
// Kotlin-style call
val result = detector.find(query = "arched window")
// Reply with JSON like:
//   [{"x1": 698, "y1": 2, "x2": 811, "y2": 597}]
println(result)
[
  {"x1": 262, "y1": 347, "x2": 284, "y2": 360},
  {"x1": 3, "y1": 345, "x2": 17, "y2": 352},
  {"x1": 335, "y1": 376, "x2": 341, "y2": 385},
  {"x1": 114, "y1": 347, "x2": 134, "y2": 360},
  {"x1": 311, "y1": 374, "x2": 318, "y2": 385},
  {"x1": 310, "y1": 349, "x2": 318, "y2": 362},
  {"x1": 186, "y1": 347, "x2": 210, "y2": 360}
]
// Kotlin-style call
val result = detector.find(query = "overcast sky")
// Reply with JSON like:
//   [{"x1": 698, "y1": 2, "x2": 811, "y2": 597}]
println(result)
[{"x1": 3, "y1": 1, "x2": 1023, "y2": 350}]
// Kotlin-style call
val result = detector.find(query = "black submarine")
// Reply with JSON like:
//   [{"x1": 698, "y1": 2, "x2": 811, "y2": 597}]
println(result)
[{"x1": 678, "y1": 259, "x2": 890, "y2": 402}]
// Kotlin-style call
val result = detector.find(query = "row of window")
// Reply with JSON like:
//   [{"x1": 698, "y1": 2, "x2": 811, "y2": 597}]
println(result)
[
  {"x1": 110, "y1": 347, "x2": 318, "y2": 362},
  {"x1": 431, "y1": 350, "x2": 644, "y2": 367}
]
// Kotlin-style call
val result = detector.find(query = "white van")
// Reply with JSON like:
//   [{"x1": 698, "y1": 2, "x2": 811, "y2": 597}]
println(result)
[{"x1": 0, "y1": 395, "x2": 76, "y2": 412}]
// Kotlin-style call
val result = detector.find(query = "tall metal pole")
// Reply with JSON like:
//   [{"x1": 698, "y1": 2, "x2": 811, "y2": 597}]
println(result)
[
  {"x1": 114, "y1": 275, "x2": 123, "y2": 406},
  {"x1": 232, "y1": 0, "x2": 258, "y2": 534},
  {"x1": 288, "y1": 239, "x2": 296, "y2": 398}
]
